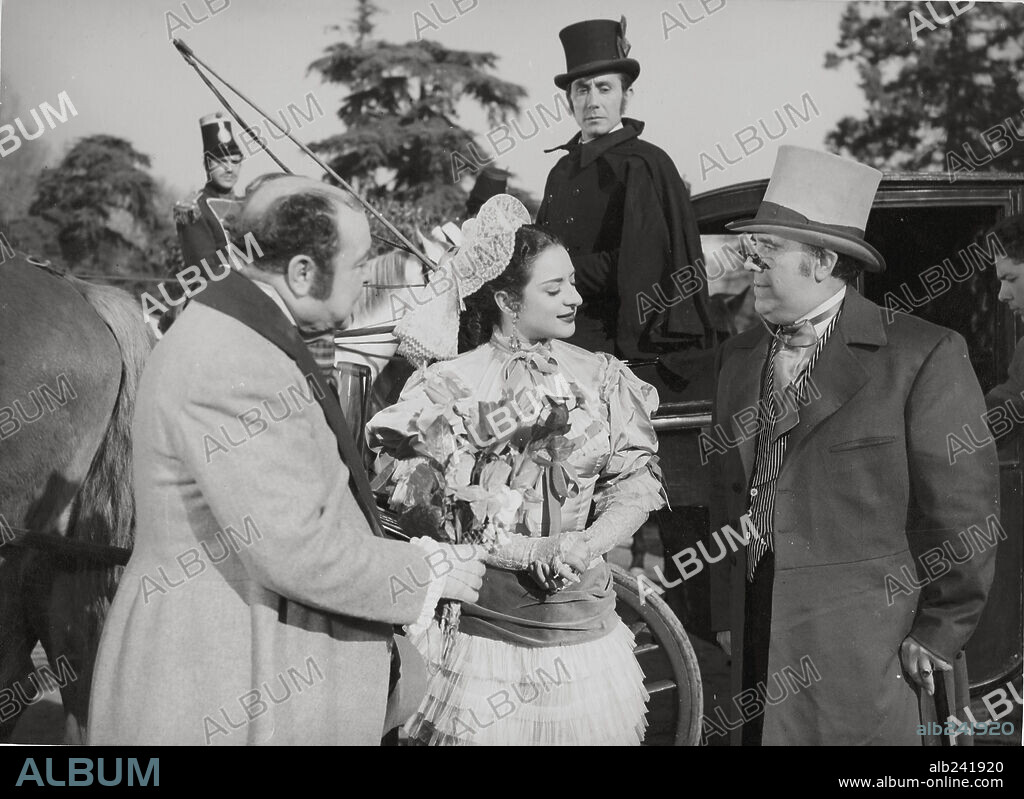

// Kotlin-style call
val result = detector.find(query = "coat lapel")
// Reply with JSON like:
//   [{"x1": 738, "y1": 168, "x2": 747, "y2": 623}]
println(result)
[
  {"x1": 784, "y1": 288, "x2": 885, "y2": 460},
  {"x1": 192, "y1": 270, "x2": 385, "y2": 538},
  {"x1": 720, "y1": 327, "x2": 770, "y2": 481}
]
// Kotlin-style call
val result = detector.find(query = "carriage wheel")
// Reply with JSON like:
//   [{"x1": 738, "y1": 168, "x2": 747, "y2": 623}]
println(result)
[{"x1": 611, "y1": 564, "x2": 703, "y2": 746}]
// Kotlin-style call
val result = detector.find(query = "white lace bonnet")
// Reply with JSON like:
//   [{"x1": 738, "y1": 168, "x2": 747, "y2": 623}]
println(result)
[{"x1": 395, "y1": 194, "x2": 531, "y2": 366}]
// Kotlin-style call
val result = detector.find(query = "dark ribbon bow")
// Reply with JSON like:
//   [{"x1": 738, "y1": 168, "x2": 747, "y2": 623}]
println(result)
[{"x1": 762, "y1": 317, "x2": 818, "y2": 350}]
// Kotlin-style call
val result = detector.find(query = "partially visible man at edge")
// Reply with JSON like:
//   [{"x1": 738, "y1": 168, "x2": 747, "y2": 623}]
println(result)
[
  {"x1": 986, "y1": 214, "x2": 1024, "y2": 444},
  {"x1": 89, "y1": 176, "x2": 486, "y2": 745}
]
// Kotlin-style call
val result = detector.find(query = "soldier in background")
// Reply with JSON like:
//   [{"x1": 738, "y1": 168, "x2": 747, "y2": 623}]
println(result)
[
  {"x1": 160, "y1": 114, "x2": 244, "y2": 332},
  {"x1": 176, "y1": 113, "x2": 243, "y2": 267}
]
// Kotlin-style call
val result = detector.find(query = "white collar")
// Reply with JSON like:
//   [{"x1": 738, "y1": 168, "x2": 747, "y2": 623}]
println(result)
[
  {"x1": 797, "y1": 286, "x2": 846, "y2": 338},
  {"x1": 252, "y1": 280, "x2": 297, "y2": 326},
  {"x1": 581, "y1": 121, "x2": 623, "y2": 144}
]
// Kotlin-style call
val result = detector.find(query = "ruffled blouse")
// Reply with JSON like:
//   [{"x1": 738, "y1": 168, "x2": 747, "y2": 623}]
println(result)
[{"x1": 366, "y1": 332, "x2": 668, "y2": 647}]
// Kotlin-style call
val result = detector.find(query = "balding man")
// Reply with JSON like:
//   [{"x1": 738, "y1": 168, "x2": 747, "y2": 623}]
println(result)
[{"x1": 89, "y1": 177, "x2": 485, "y2": 745}]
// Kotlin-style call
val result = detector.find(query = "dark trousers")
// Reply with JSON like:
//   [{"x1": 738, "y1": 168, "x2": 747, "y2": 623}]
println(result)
[
  {"x1": 656, "y1": 506, "x2": 713, "y2": 641},
  {"x1": 741, "y1": 549, "x2": 774, "y2": 746}
]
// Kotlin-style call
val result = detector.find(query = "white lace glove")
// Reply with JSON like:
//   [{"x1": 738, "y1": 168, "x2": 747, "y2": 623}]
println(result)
[
  {"x1": 487, "y1": 504, "x2": 649, "y2": 572},
  {"x1": 485, "y1": 533, "x2": 587, "y2": 577},
  {"x1": 578, "y1": 504, "x2": 650, "y2": 566}
]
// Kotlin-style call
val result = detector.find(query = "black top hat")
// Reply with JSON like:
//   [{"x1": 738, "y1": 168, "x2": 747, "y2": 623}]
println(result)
[
  {"x1": 554, "y1": 17, "x2": 640, "y2": 90},
  {"x1": 466, "y1": 166, "x2": 510, "y2": 217},
  {"x1": 200, "y1": 113, "x2": 242, "y2": 161}
]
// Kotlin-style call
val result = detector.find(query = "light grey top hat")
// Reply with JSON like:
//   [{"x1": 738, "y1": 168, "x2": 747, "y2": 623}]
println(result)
[{"x1": 726, "y1": 146, "x2": 886, "y2": 272}]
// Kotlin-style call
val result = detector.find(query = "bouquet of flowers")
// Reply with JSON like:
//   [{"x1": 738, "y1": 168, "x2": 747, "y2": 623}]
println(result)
[{"x1": 371, "y1": 370, "x2": 601, "y2": 656}]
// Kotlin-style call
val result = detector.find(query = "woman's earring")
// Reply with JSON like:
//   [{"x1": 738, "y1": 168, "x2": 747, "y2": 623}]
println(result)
[{"x1": 510, "y1": 310, "x2": 522, "y2": 352}]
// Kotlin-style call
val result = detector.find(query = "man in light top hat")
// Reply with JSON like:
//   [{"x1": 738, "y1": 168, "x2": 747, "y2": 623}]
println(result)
[
  {"x1": 707, "y1": 146, "x2": 998, "y2": 745},
  {"x1": 537, "y1": 17, "x2": 719, "y2": 361}
]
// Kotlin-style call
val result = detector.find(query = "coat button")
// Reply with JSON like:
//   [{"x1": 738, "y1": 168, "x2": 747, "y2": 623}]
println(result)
[
  {"x1": 566, "y1": 216, "x2": 574, "y2": 223},
  {"x1": 572, "y1": 187, "x2": 580, "y2": 196}
]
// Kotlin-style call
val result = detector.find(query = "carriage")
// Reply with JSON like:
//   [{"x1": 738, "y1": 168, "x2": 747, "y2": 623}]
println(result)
[{"x1": 3, "y1": 171, "x2": 1021, "y2": 746}]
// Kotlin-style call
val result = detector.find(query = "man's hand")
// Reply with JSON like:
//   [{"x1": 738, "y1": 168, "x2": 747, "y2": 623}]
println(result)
[
  {"x1": 716, "y1": 631, "x2": 732, "y2": 658},
  {"x1": 436, "y1": 543, "x2": 487, "y2": 604},
  {"x1": 900, "y1": 636, "x2": 952, "y2": 697}
]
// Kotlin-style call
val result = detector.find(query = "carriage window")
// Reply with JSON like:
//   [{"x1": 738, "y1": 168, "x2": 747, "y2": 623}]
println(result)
[
  {"x1": 701, "y1": 234, "x2": 756, "y2": 335},
  {"x1": 861, "y1": 205, "x2": 1005, "y2": 392}
]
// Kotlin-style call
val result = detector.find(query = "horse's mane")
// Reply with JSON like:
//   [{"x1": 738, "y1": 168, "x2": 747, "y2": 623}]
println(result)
[{"x1": 351, "y1": 249, "x2": 424, "y2": 321}]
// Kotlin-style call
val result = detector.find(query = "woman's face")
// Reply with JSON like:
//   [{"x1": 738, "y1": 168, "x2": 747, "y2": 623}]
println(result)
[{"x1": 506, "y1": 245, "x2": 582, "y2": 342}]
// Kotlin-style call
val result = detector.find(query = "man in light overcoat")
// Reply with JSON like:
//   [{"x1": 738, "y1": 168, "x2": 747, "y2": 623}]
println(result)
[{"x1": 89, "y1": 176, "x2": 484, "y2": 745}]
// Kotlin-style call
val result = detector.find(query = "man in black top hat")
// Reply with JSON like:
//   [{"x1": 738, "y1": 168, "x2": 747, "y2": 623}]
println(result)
[
  {"x1": 538, "y1": 17, "x2": 723, "y2": 593},
  {"x1": 537, "y1": 17, "x2": 719, "y2": 361}
]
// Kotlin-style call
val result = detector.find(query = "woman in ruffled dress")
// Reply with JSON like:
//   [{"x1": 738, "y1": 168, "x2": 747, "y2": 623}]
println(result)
[{"x1": 366, "y1": 195, "x2": 667, "y2": 746}]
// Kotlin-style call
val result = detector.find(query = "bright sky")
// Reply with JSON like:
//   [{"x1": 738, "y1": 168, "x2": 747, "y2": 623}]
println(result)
[{"x1": 1, "y1": 0, "x2": 866, "y2": 203}]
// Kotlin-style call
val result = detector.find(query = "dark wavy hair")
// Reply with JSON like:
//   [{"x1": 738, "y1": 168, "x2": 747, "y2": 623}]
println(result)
[
  {"x1": 988, "y1": 213, "x2": 1024, "y2": 262},
  {"x1": 458, "y1": 225, "x2": 562, "y2": 351},
  {"x1": 236, "y1": 188, "x2": 346, "y2": 300},
  {"x1": 831, "y1": 253, "x2": 863, "y2": 285}
]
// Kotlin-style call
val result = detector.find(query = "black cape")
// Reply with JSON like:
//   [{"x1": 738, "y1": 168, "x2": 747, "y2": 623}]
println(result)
[{"x1": 538, "y1": 119, "x2": 721, "y2": 359}]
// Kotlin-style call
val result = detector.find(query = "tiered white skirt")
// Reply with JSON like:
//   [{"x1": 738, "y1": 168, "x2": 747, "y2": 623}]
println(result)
[{"x1": 404, "y1": 618, "x2": 649, "y2": 746}]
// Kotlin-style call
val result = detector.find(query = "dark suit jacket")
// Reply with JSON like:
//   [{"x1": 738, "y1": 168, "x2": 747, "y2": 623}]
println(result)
[
  {"x1": 708, "y1": 288, "x2": 999, "y2": 745},
  {"x1": 985, "y1": 336, "x2": 1024, "y2": 444},
  {"x1": 175, "y1": 184, "x2": 232, "y2": 272}
]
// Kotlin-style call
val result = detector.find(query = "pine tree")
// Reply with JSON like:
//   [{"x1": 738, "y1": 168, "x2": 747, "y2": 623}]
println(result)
[
  {"x1": 308, "y1": 0, "x2": 527, "y2": 220},
  {"x1": 28, "y1": 135, "x2": 177, "y2": 292},
  {"x1": 825, "y1": 1, "x2": 1024, "y2": 174}
]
